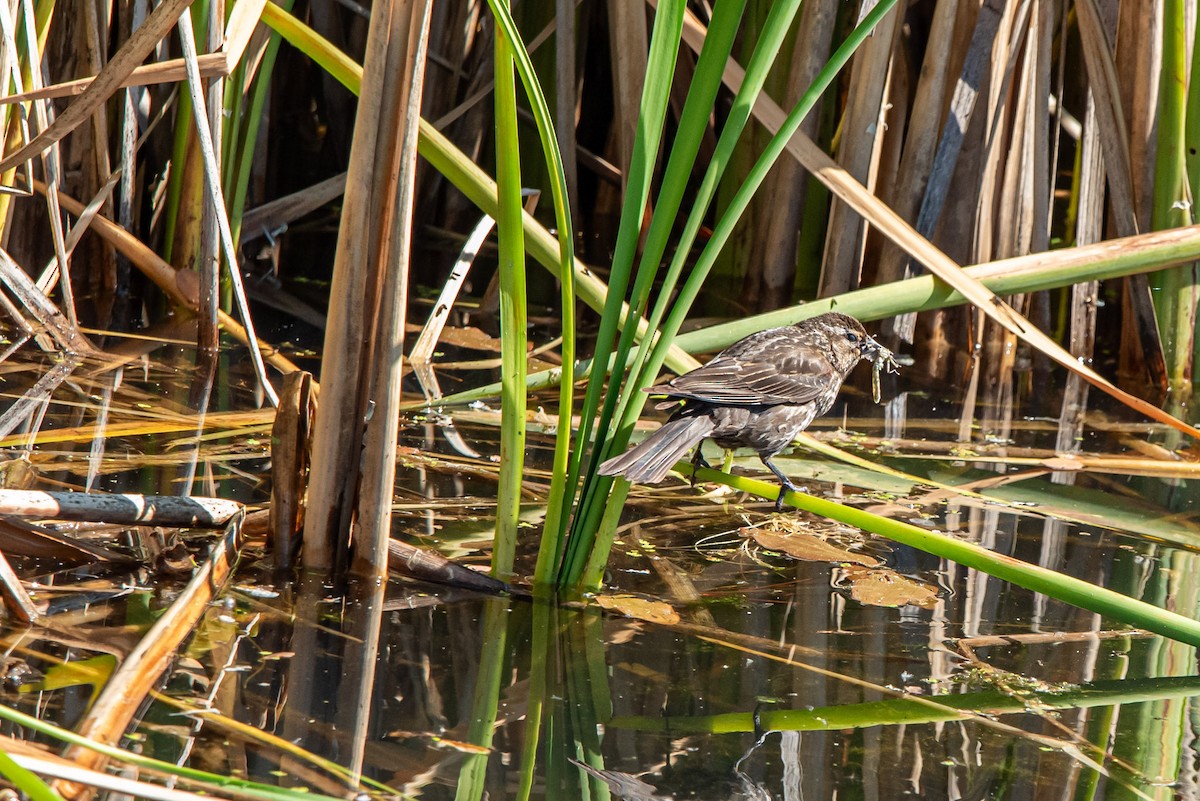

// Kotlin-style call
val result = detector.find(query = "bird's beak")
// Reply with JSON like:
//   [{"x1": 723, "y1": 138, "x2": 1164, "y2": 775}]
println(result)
[{"x1": 859, "y1": 335, "x2": 886, "y2": 359}]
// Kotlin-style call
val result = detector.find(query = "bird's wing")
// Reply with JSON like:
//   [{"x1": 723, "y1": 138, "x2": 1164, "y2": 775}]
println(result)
[{"x1": 650, "y1": 348, "x2": 834, "y2": 405}]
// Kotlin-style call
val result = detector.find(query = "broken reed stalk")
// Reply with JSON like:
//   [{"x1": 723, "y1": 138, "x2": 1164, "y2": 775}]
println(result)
[{"x1": 54, "y1": 517, "x2": 242, "y2": 797}]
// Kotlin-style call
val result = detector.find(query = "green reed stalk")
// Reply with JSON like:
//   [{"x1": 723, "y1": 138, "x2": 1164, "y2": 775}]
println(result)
[
  {"x1": 560, "y1": 0, "x2": 747, "y2": 588},
  {"x1": 1107, "y1": 547, "x2": 1198, "y2": 793},
  {"x1": 610, "y1": 675, "x2": 1200, "y2": 733},
  {"x1": 572, "y1": 0, "x2": 902, "y2": 591},
  {"x1": 565, "y1": 610, "x2": 613, "y2": 795},
  {"x1": 0, "y1": 751, "x2": 63, "y2": 801},
  {"x1": 554, "y1": 0, "x2": 687, "y2": 587},
  {"x1": 516, "y1": 600, "x2": 554, "y2": 801},
  {"x1": 1152, "y1": 0, "x2": 1197, "y2": 393},
  {"x1": 582, "y1": 0, "x2": 802, "y2": 569},
  {"x1": 470, "y1": 0, "x2": 573, "y2": 575},
  {"x1": 490, "y1": 0, "x2": 526, "y2": 580},
  {"x1": 479, "y1": 0, "x2": 576, "y2": 587}
]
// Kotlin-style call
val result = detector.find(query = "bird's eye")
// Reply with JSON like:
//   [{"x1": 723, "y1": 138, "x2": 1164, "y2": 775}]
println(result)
[{"x1": 845, "y1": 332, "x2": 860, "y2": 343}]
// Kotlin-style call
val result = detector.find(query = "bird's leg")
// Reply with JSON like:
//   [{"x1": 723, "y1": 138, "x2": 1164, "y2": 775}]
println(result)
[
  {"x1": 689, "y1": 447, "x2": 711, "y2": 487},
  {"x1": 762, "y1": 456, "x2": 806, "y2": 512}
]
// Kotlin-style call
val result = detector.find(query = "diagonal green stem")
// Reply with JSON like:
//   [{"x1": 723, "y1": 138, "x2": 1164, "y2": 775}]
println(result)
[{"x1": 688, "y1": 464, "x2": 1200, "y2": 647}]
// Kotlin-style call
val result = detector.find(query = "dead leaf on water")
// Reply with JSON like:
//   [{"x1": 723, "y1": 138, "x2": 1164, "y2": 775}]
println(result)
[
  {"x1": 845, "y1": 566, "x2": 938, "y2": 609},
  {"x1": 594, "y1": 594, "x2": 680, "y2": 624},
  {"x1": 751, "y1": 528, "x2": 879, "y2": 567}
]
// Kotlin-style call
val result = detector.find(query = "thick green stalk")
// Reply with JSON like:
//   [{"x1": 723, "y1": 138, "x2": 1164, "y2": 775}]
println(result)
[
  {"x1": 689, "y1": 465, "x2": 1200, "y2": 647},
  {"x1": 453, "y1": 600, "x2": 511, "y2": 801},
  {"x1": 481, "y1": 0, "x2": 576, "y2": 586},
  {"x1": 610, "y1": 675, "x2": 1200, "y2": 733},
  {"x1": 0, "y1": 750, "x2": 63, "y2": 801},
  {"x1": 491, "y1": 3, "x2": 526, "y2": 580},
  {"x1": 426, "y1": 224, "x2": 1200, "y2": 409},
  {"x1": 515, "y1": 600, "x2": 554, "y2": 801}
]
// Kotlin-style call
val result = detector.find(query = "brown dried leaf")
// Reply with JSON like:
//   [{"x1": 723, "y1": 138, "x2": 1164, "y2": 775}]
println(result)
[
  {"x1": 594, "y1": 594, "x2": 680, "y2": 625},
  {"x1": 752, "y1": 529, "x2": 879, "y2": 567},
  {"x1": 846, "y1": 566, "x2": 938, "y2": 609},
  {"x1": 436, "y1": 326, "x2": 504, "y2": 352}
]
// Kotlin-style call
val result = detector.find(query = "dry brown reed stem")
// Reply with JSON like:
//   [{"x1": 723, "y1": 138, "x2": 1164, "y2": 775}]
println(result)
[
  {"x1": 873, "y1": 0, "x2": 960, "y2": 295},
  {"x1": 0, "y1": 248, "x2": 95, "y2": 355},
  {"x1": 754, "y1": 0, "x2": 836, "y2": 311},
  {"x1": 819, "y1": 1, "x2": 901, "y2": 296},
  {"x1": 675, "y1": 6, "x2": 1200, "y2": 442},
  {"x1": 0, "y1": 0, "x2": 263, "y2": 105},
  {"x1": 302, "y1": 0, "x2": 432, "y2": 576},
  {"x1": 0, "y1": 355, "x2": 81, "y2": 440},
  {"x1": 606, "y1": 2, "x2": 647, "y2": 190},
  {"x1": 387, "y1": 538, "x2": 507, "y2": 593},
  {"x1": 1059, "y1": 52, "x2": 1109, "y2": 457},
  {"x1": 951, "y1": 630, "x2": 1152, "y2": 649},
  {"x1": 270, "y1": 371, "x2": 313, "y2": 569},
  {"x1": 240, "y1": 173, "x2": 348, "y2": 242},
  {"x1": 38, "y1": 182, "x2": 305, "y2": 379},
  {"x1": 0, "y1": 54, "x2": 228, "y2": 105},
  {"x1": 0, "y1": 517, "x2": 134, "y2": 563},
  {"x1": 0, "y1": 0, "x2": 192, "y2": 173},
  {"x1": 556, "y1": 0, "x2": 579, "y2": 223},
  {"x1": 55, "y1": 519, "x2": 241, "y2": 798}
]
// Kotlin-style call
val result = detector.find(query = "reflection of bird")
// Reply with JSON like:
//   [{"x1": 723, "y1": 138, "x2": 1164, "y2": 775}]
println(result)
[{"x1": 599, "y1": 312, "x2": 891, "y2": 511}]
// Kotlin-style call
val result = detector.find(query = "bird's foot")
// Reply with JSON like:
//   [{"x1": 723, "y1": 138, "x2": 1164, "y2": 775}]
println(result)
[
  {"x1": 773, "y1": 482, "x2": 808, "y2": 513},
  {"x1": 763, "y1": 456, "x2": 806, "y2": 512},
  {"x1": 689, "y1": 448, "x2": 711, "y2": 487}
]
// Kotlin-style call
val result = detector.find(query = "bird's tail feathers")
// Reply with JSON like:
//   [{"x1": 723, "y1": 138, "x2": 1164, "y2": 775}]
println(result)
[{"x1": 597, "y1": 415, "x2": 715, "y2": 484}]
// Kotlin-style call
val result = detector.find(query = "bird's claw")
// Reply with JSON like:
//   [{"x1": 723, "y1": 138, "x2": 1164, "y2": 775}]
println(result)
[
  {"x1": 773, "y1": 484, "x2": 807, "y2": 512},
  {"x1": 689, "y1": 448, "x2": 711, "y2": 487}
]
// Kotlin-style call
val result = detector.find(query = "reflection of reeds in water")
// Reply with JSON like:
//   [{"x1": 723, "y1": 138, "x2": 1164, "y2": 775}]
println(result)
[{"x1": 6, "y1": 0, "x2": 1200, "y2": 797}]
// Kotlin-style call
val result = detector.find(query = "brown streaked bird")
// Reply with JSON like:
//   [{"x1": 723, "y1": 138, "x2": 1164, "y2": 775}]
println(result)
[{"x1": 598, "y1": 312, "x2": 895, "y2": 511}]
